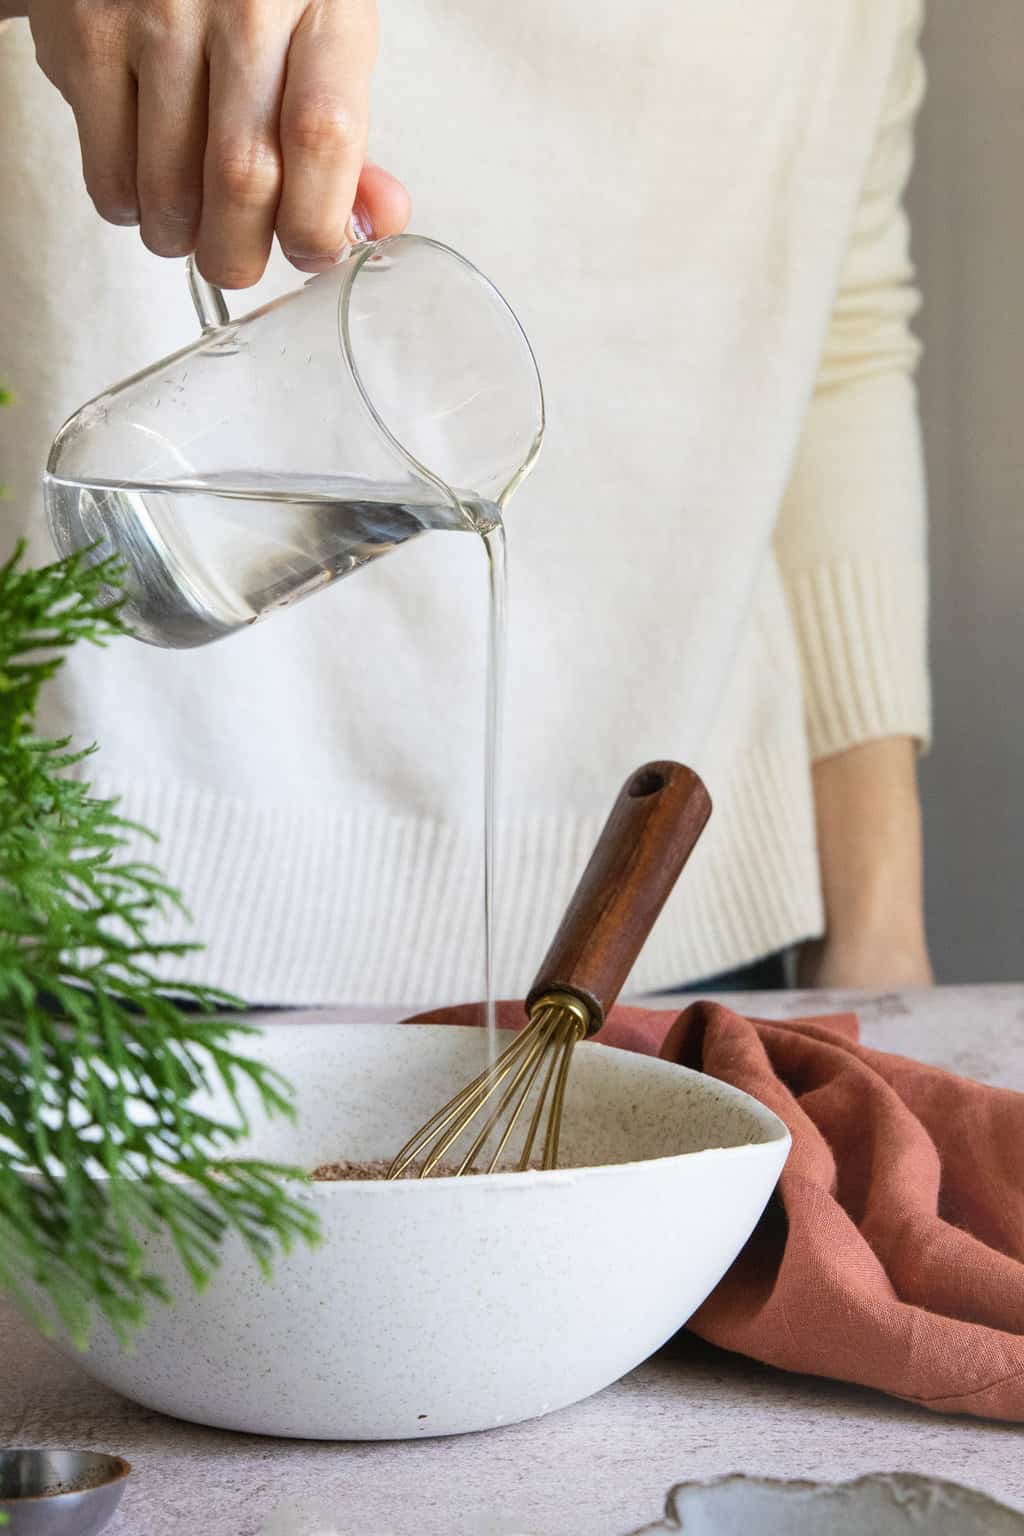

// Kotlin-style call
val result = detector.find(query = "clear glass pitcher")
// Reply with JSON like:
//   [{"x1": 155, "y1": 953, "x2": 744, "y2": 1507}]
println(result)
[{"x1": 45, "y1": 236, "x2": 544, "y2": 648}]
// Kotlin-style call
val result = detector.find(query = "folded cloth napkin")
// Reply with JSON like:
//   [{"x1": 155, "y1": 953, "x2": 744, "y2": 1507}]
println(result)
[{"x1": 412, "y1": 1000, "x2": 1024, "y2": 1422}]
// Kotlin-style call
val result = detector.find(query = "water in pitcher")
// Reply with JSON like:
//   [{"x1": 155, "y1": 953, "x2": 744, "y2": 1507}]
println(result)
[{"x1": 44, "y1": 469, "x2": 501, "y2": 649}]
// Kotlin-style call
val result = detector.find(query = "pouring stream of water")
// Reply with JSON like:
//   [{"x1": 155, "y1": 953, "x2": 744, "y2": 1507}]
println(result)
[{"x1": 481, "y1": 523, "x2": 507, "y2": 1072}]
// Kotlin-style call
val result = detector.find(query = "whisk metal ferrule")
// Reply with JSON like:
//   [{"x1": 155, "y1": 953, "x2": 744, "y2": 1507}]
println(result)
[{"x1": 529, "y1": 991, "x2": 594, "y2": 1040}]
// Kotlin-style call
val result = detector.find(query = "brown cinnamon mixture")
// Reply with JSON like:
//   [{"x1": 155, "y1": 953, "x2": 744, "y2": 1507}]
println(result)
[{"x1": 310, "y1": 1158, "x2": 535, "y2": 1180}]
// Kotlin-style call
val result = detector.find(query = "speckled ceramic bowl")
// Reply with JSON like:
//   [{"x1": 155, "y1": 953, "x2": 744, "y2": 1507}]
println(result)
[{"x1": 64, "y1": 1021, "x2": 789, "y2": 1440}]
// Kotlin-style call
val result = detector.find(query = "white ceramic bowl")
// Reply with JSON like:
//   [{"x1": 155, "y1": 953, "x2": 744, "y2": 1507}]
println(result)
[{"x1": 66, "y1": 1021, "x2": 789, "y2": 1440}]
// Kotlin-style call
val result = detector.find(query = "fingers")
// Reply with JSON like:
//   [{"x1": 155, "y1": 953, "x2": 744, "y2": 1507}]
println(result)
[
  {"x1": 276, "y1": 0, "x2": 377, "y2": 273},
  {"x1": 73, "y1": 63, "x2": 140, "y2": 225},
  {"x1": 136, "y1": 34, "x2": 208, "y2": 256},
  {"x1": 61, "y1": 19, "x2": 139, "y2": 225},
  {"x1": 43, "y1": 0, "x2": 398, "y2": 288},
  {"x1": 31, "y1": 1, "x2": 138, "y2": 224},
  {"x1": 195, "y1": 18, "x2": 287, "y2": 288}
]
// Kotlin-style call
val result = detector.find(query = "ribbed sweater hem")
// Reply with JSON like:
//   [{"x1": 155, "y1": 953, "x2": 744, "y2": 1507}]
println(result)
[{"x1": 87, "y1": 732, "x2": 824, "y2": 1007}]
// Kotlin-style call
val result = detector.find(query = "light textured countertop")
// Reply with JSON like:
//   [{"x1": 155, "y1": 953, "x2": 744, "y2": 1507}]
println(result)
[{"x1": 2, "y1": 985, "x2": 1021, "y2": 1536}]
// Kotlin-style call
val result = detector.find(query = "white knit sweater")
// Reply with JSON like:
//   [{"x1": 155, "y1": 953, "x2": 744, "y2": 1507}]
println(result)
[{"x1": 0, "y1": 0, "x2": 930, "y2": 1005}]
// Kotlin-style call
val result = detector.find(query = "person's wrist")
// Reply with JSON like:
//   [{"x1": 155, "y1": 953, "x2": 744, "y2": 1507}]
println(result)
[
  {"x1": 798, "y1": 899, "x2": 933, "y2": 990},
  {"x1": 806, "y1": 737, "x2": 931, "y2": 990}
]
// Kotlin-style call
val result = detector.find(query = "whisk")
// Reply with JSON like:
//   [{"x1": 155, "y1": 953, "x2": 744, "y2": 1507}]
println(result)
[{"x1": 388, "y1": 760, "x2": 711, "y2": 1178}]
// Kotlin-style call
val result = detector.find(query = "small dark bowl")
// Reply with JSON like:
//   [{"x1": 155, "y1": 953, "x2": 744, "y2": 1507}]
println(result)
[{"x1": 0, "y1": 1449, "x2": 131, "y2": 1536}]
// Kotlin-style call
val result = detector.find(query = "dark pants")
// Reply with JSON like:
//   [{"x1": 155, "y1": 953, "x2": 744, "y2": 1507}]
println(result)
[{"x1": 673, "y1": 950, "x2": 789, "y2": 993}]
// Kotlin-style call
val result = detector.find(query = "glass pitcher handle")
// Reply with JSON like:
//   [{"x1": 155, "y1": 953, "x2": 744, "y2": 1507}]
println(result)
[{"x1": 187, "y1": 255, "x2": 230, "y2": 333}]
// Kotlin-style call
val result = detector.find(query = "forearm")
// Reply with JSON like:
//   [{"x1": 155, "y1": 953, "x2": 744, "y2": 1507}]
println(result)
[{"x1": 799, "y1": 736, "x2": 933, "y2": 988}]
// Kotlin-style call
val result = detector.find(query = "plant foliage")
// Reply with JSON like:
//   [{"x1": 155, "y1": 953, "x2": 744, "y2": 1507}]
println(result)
[{"x1": 0, "y1": 534, "x2": 319, "y2": 1349}]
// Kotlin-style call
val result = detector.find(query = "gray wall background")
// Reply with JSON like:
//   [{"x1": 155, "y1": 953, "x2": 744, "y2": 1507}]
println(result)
[{"x1": 909, "y1": 1, "x2": 1023, "y2": 981}]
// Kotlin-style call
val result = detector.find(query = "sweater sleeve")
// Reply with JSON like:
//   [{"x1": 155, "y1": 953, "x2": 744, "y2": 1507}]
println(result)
[{"x1": 774, "y1": 2, "x2": 931, "y2": 760}]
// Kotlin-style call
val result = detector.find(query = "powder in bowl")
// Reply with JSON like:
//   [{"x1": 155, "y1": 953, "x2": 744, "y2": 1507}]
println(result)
[{"x1": 310, "y1": 1159, "x2": 535, "y2": 1180}]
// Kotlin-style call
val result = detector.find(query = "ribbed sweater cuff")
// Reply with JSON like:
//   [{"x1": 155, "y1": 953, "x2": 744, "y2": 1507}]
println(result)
[{"x1": 784, "y1": 557, "x2": 931, "y2": 761}]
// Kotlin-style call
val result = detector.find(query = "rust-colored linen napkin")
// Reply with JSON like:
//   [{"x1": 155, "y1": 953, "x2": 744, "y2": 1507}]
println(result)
[{"x1": 412, "y1": 1000, "x2": 1024, "y2": 1421}]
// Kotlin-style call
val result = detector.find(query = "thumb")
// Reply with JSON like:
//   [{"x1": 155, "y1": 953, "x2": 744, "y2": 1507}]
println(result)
[{"x1": 350, "y1": 161, "x2": 412, "y2": 240}]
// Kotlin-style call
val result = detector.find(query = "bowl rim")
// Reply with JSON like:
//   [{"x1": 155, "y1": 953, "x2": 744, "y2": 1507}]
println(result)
[
  {"x1": 263, "y1": 1022, "x2": 792, "y2": 1190},
  {"x1": 300, "y1": 1136, "x2": 792, "y2": 1191},
  {"x1": 0, "y1": 1448, "x2": 132, "y2": 1504}
]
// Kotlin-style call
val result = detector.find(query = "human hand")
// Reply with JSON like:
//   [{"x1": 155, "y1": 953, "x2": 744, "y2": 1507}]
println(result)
[{"x1": 22, "y1": 0, "x2": 411, "y2": 287}]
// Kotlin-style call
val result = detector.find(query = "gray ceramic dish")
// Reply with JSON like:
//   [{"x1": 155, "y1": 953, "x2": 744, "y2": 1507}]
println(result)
[{"x1": 627, "y1": 1473, "x2": 1024, "y2": 1535}]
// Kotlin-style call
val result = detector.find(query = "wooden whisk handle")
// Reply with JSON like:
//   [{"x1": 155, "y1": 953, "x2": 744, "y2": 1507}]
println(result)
[{"x1": 525, "y1": 761, "x2": 712, "y2": 1034}]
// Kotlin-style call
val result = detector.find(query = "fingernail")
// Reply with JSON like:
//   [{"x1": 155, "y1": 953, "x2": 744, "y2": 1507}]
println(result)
[
  {"x1": 349, "y1": 204, "x2": 373, "y2": 242},
  {"x1": 288, "y1": 252, "x2": 346, "y2": 274},
  {"x1": 110, "y1": 209, "x2": 141, "y2": 226}
]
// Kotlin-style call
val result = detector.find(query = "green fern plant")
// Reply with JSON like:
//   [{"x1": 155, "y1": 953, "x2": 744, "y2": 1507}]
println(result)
[{"x1": 0, "y1": 449, "x2": 320, "y2": 1348}]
